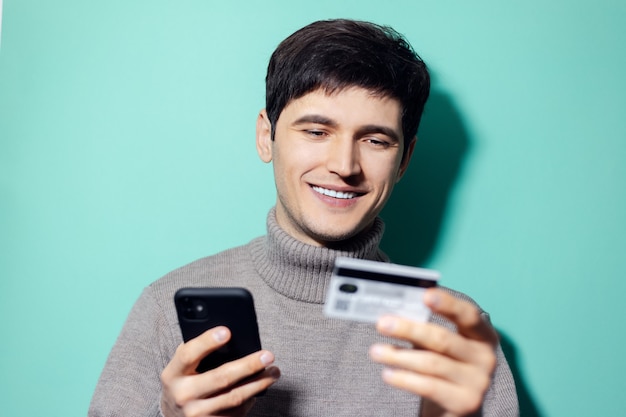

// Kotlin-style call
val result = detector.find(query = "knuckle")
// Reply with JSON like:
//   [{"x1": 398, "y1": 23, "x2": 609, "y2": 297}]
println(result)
[
  {"x1": 222, "y1": 388, "x2": 247, "y2": 410},
  {"x1": 182, "y1": 403, "x2": 202, "y2": 417},
  {"x1": 458, "y1": 374, "x2": 491, "y2": 414},
  {"x1": 173, "y1": 380, "x2": 195, "y2": 406},
  {"x1": 465, "y1": 308, "x2": 482, "y2": 329},
  {"x1": 484, "y1": 350, "x2": 497, "y2": 372},
  {"x1": 452, "y1": 389, "x2": 483, "y2": 415},
  {"x1": 212, "y1": 369, "x2": 234, "y2": 391},
  {"x1": 175, "y1": 343, "x2": 196, "y2": 368},
  {"x1": 475, "y1": 344, "x2": 497, "y2": 372},
  {"x1": 477, "y1": 372, "x2": 492, "y2": 393},
  {"x1": 174, "y1": 342, "x2": 186, "y2": 355},
  {"x1": 431, "y1": 329, "x2": 451, "y2": 353},
  {"x1": 418, "y1": 379, "x2": 437, "y2": 398},
  {"x1": 160, "y1": 370, "x2": 185, "y2": 403},
  {"x1": 420, "y1": 352, "x2": 440, "y2": 372},
  {"x1": 160, "y1": 368, "x2": 172, "y2": 387},
  {"x1": 179, "y1": 352, "x2": 197, "y2": 369},
  {"x1": 466, "y1": 391, "x2": 484, "y2": 414}
]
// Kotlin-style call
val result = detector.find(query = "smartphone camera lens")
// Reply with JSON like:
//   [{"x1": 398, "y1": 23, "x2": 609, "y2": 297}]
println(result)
[
  {"x1": 181, "y1": 297, "x2": 209, "y2": 320},
  {"x1": 193, "y1": 300, "x2": 208, "y2": 319}
]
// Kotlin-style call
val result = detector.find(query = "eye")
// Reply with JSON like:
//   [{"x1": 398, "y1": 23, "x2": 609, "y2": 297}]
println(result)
[
  {"x1": 304, "y1": 129, "x2": 327, "y2": 138},
  {"x1": 364, "y1": 137, "x2": 391, "y2": 148}
]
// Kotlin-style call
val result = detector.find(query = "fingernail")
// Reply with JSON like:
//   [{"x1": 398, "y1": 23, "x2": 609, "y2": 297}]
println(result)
[
  {"x1": 268, "y1": 366, "x2": 281, "y2": 379},
  {"x1": 424, "y1": 290, "x2": 441, "y2": 308},
  {"x1": 378, "y1": 316, "x2": 397, "y2": 332},
  {"x1": 382, "y1": 368, "x2": 395, "y2": 381},
  {"x1": 213, "y1": 328, "x2": 228, "y2": 342},
  {"x1": 260, "y1": 352, "x2": 274, "y2": 366},
  {"x1": 369, "y1": 344, "x2": 385, "y2": 359}
]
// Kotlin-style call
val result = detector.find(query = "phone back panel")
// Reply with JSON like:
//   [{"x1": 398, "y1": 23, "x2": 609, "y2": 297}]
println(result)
[{"x1": 174, "y1": 287, "x2": 262, "y2": 372}]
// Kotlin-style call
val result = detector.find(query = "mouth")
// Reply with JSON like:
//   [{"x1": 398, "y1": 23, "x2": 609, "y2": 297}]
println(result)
[{"x1": 311, "y1": 185, "x2": 362, "y2": 199}]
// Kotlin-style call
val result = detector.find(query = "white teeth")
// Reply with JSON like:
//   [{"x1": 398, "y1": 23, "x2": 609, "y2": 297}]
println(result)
[{"x1": 312, "y1": 186, "x2": 357, "y2": 199}]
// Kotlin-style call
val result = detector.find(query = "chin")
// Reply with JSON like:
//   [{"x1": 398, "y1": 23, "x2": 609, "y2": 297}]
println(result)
[{"x1": 307, "y1": 222, "x2": 370, "y2": 245}]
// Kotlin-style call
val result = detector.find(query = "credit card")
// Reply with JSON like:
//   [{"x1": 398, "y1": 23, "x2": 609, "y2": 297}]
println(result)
[{"x1": 324, "y1": 257, "x2": 440, "y2": 323}]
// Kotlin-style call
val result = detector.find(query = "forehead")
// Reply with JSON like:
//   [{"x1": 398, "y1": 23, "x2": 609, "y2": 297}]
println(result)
[{"x1": 279, "y1": 87, "x2": 403, "y2": 129}]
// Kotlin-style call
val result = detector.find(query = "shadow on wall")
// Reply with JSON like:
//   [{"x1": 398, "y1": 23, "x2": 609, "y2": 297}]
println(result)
[
  {"x1": 380, "y1": 87, "x2": 467, "y2": 266},
  {"x1": 499, "y1": 331, "x2": 544, "y2": 417},
  {"x1": 380, "y1": 85, "x2": 542, "y2": 416}
]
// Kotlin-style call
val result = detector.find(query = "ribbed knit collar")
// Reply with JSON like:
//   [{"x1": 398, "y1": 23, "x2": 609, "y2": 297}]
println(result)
[{"x1": 251, "y1": 207, "x2": 389, "y2": 304}]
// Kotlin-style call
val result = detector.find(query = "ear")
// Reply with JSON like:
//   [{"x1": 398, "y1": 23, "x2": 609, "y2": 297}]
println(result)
[
  {"x1": 396, "y1": 136, "x2": 417, "y2": 182},
  {"x1": 256, "y1": 109, "x2": 273, "y2": 163}
]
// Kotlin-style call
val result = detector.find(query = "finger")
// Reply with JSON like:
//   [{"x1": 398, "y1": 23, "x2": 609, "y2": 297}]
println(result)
[
  {"x1": 424, "y1": 288, "x2": 499, "y2": 346},
  {"x1": 183, "y1": 366, "x2": 280, "y2": 416},
  {"x1": 369, "y1": 343, "x2": 491, "y2": 388},
  {"x1": 172, "y1": 350, "x2": 277, "y2": 402},
  {"x1": 165, "y1": 326, "x2": 231, "y2": 377},
  {"x1": 217, "y1": 397, "x2": 256, "y2": 417},
  {"x1": 380, "y1": 367, "x2": 484, "y2": 416},
  {"x1": 376, "y1": 315, "x2": 494, "y2": 369},
  {"x1": 222, "y1": 365, "x2": 281, "y2": 399}
]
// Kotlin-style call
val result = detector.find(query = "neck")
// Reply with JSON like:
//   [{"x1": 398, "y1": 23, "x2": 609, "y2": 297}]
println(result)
[{"x1": 250, "y1": 207, "x2": 388, "y2": 303}]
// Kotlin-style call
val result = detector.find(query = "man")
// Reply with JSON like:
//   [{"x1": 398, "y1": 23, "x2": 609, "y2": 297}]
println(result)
[{"x1": 90, "y1": 19, "x2": 519, "y2": 417}]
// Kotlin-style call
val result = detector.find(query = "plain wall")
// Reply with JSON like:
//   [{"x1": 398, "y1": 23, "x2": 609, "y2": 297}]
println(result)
[{"x1": 1, "y1": 1, "x2": 625, "y2": 416}]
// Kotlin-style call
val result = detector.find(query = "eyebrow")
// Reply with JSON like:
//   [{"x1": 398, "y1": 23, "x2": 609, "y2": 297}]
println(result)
[
  {"x1": 292, "y1": 114, "x2": 338, "y2": 128},
  {"x1": 292, "y1": 114, "x2": 401, "y2": 143}
]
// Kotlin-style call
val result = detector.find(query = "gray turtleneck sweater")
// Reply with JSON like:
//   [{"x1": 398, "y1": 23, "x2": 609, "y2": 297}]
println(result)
[{"x1": 89, "y1": 209, "x2": 519, "y2": 416}]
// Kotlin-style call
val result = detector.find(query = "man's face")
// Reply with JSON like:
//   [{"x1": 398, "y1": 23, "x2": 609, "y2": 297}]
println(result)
[{"x1": 256, "y1": 87, "x2": 415, "y2": 247}]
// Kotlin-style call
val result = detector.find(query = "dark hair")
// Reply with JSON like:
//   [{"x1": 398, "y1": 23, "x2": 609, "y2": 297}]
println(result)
[{"x1": 265, "y1": 19, "x2": 430, "y2": 158}]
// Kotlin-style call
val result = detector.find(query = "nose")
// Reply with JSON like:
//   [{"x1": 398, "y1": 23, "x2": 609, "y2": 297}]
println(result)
[{"x1": 326, "y1": 137, "x2": 361, "y2": 178}]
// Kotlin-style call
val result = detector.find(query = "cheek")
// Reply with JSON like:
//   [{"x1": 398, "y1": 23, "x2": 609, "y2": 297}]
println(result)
[
  {"x1": 271, "y1": 150, "x2": 309, "y2": 192},
  {"x1": 364, "y1": 156, "x2": 403, "y2": 186},
  {"x1": 275, "y1": 142, "x2": 320, "y2": 172}
]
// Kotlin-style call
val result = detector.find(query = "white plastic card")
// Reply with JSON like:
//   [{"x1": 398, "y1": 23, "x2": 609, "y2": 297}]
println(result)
[{"x1": 324, "y1": 257, "x2": 440, "y2": 323}]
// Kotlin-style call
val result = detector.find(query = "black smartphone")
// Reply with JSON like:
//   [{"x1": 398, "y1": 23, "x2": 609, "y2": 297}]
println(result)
[{"x1": 174, "y1": 287, "x2": 263, "y2": 373}]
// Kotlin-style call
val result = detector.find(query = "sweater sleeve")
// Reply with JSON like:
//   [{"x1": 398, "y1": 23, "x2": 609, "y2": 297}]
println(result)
[
  {"x1": 89, "y1": 287, "x2": 176, "y2": 417},
  {"x1": 479, "y1": 312, "x2": 520, "y2": 417}
]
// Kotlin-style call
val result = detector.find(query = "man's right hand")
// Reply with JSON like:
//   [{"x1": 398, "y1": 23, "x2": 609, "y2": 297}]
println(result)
[{"x1": 160, "y1": 326, "x2": 280, "y2": 417}]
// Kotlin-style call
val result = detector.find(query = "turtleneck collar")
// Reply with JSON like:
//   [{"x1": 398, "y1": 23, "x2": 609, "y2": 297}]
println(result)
[{"x1": 250, "y1": 207, "x2": 389, "y2": 304}]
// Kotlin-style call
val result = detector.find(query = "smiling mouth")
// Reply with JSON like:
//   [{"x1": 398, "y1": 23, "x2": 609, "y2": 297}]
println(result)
[{"x1": 311, "y1": 186, "x2": 361, "y2": 199}]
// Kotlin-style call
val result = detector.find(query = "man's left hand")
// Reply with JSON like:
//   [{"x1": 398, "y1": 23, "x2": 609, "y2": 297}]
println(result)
[{"x1": 369, "y1": 288, "x2": 498, "y2": 417}]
